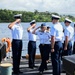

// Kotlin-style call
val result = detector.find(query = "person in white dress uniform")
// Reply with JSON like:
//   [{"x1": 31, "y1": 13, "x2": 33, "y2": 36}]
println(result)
[
  {"x1": 50, "y1": 14, "x2": 63, "y2": 75},
  {"x1": 63, "y1": 18, "x2": 74, "y2": 55},
  {"x1": 27, "y1": 20, "x2": 36, "y2": 69},
  {"x1": 8, "y1": 14, "x2": 23, "y2": 74}
]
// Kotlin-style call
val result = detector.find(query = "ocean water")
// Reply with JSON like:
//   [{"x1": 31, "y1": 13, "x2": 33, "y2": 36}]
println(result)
[{"x1": 0, "y1": 22, "x2": 74, "y2": 56}]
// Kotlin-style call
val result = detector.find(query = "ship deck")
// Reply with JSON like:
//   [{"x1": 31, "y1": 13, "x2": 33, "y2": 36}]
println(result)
[{"x1": 1, "y1": 57, "x2": 66, "y2": 75}]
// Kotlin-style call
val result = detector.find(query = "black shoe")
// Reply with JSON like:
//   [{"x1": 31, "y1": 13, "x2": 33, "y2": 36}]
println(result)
[
  {"x1": 62, "y1": 70, "x2": 66, "y2": 73},
  {"x1": 39, "y1": 71, "x2": 43, "y2": 74},
  {"x1": 12, "y1": 72, "x2": 19, "y2": 75},
  {"x1": 18, "y1": 71, "x2": 23, "y2": 74},
  {"x1": 45, "y1": 67, "x2": 48, "y2": 70},
  {"x1": 33, "y1": 65, "x2": 37, "y2": 67},
  {"x1": 29, "y1": 66, "x2": 34, "y2": 69}
]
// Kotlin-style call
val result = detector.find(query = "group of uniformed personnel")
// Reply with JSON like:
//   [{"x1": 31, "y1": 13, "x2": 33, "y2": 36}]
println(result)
[
  {"x1": 8, "y1": 14, "x2": 74, "y2": 75},
  {"x1": 27, "y1": 14, "x2": 74, "y2": 75}
]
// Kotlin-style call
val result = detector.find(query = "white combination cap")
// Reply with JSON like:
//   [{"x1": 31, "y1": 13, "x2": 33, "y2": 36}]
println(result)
[
  {"x1": 52, "y1": 14, "x2": 60, "y2": 19},
  {"x1": 14, "y1": 14, "x2": 22, "y2": 19},
  {"x1": 30, "y1": 20, "x2": 36, "y2": 25},
  {"x1": 65, "y1": 18, "x2": 72, "y2": 23}
]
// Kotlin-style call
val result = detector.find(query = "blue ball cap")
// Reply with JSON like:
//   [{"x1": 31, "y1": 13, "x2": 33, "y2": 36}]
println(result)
[
  {"x1": 46, "y1": 25, "x2": 50, "y2": 28},
  {"x1": 41, "y1": 23, "x2": 46, "y2": 27}
]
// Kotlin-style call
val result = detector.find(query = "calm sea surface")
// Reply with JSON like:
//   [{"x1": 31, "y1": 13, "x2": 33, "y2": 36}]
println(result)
[{"x1": 0, "y1": 22, "x2": 74, "y2": 56}]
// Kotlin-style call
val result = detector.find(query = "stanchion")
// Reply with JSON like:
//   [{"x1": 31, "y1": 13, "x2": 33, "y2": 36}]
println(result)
[{"x1": 0, "y1": 63, "x2": 12, "y2": 75}]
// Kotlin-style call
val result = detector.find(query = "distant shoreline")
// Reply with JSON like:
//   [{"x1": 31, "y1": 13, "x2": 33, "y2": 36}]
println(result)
[{"x1": 0, "y1": 9, "x2": 75, "y2": 22}]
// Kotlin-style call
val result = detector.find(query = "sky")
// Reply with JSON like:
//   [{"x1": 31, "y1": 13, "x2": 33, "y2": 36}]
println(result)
[{"x1": 0, "y1": 0, "x2": 75, "y2": 15}]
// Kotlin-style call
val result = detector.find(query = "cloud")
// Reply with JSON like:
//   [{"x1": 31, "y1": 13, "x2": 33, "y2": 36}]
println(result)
[{"x1": 0, "y1": 0, "x2": 75, "y2": 15}]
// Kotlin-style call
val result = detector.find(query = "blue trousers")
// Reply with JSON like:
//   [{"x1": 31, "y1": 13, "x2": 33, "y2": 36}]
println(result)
[
  {"x1": 51, "y1": 41, "x2": 62, "y2": 75},
  {"x1": 63, "y1": 41, "x2": 72, "y2": 56},
  {"x1": 12, "y1": 39, "x2": 22, "y2": 73},
  {"x1": 46, "y1": 44, "x2": 51, "y2": 61},
  {"x1": 28, "y1": 41, "x2": 36, "y2": 68},
  {"x1": 39, "y1": 44, "x2": 51, "y2": 71},
  {"x1": 73, "y1": 42, "x2": 75, "y2": 54}
]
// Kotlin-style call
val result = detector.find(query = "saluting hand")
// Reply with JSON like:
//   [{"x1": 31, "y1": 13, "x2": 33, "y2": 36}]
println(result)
[
  {"x1": 15, "y1": 19, "x2": 21, "y2": 23},
  {"x1": 31, "y1": 24, "x2": 36, "y2": 28},
  {"x1": 35, "y1": 26, "x2": 41, "y2": 30},
  {"x1": 37, "y1": 26, "x2": 41, "y2": 28},
  {"x1": 8, "y1": 19, "x2": 21, "y2": 29}
]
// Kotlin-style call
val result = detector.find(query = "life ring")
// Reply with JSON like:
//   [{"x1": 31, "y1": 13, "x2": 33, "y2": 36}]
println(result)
[{"x1": 1, "y1": 38, "x2": 11, "y2": 53}]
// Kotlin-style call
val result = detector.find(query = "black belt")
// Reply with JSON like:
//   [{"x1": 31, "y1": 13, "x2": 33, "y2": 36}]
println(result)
[
  {"x1": 55, "y1": 41, "x2": 61, "y2": 43},
  {"x1": 40, "y1": 44, "x2": 50, "y2": 46},
  {"x1": 13, "y1": 39, "x2": 22, "y2": 41},
  {"x1": 29, "y1": 41, "x2": 36, "y2": 43}
]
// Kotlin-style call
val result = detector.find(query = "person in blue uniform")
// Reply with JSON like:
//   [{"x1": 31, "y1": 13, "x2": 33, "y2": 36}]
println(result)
[
  {"x1": 8, "y1": 14, "x2": 23, "y2": 74},
  {"x1": 64, "y1": 18, "x2": 74, "y2": 56},
  {"x1": 73, "y1": 24, "x2": 75, "y2": 54},
  {"x1": 32, "y1": 23, "x2": 51, "y2": 74},
  {"x1": 50, "y1": 14, "x2": 63, "y2": 75},
  {"x1": 27, "y1": 20, "x2": 36, "y2": 69}
]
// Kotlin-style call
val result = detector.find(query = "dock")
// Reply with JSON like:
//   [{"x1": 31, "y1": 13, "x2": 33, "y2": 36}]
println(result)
[{"x1": 1, "y1": 57, "x2": 66, "y2": 75}]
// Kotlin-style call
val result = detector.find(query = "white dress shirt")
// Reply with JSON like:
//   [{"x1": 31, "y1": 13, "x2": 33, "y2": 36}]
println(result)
[
  {"x1": 28, "y1": 29, "x2": 36, "y2": 41},
  {"x1": 64, "y1": 25, "x2": 74, "y2": 41},
  {"x1": 11, "y1": 23, "x2": 23, "y2": 40},
  {"x1": 51, "y1": 22, "x2": 63, "y2": 41}
]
